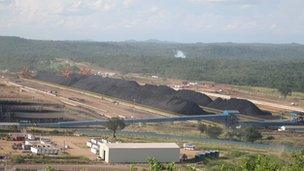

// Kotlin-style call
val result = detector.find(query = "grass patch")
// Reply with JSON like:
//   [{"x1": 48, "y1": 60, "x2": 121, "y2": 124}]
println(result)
[{"x1": 10, "y1": 154, "x2": 90, "y2": 164}]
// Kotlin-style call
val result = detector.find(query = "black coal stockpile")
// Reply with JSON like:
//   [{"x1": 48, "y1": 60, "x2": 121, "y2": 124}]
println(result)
[
  {"x1": 174, "y1": 89, "x2": 212, "y2": 106},
  {"x1": 36, "y1": 71, "x2": 84, "y2": 86},
  {"x1": 35, "y1": 72, "x2": 209, "y2": 115},
  {"x1": 207, "y1": 98, "x2": 271, "y2": 115},
  {"x1": 35, "y1": 71, "x2": 271, "y2": 116}
]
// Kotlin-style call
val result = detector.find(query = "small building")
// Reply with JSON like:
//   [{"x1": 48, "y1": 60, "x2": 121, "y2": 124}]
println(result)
[
  {"x1": 99, "y1": 143, "x2": 180, "y2": 163},
  {"x1": 30, "y1": 146, "x2": 61, "y2": 155}
]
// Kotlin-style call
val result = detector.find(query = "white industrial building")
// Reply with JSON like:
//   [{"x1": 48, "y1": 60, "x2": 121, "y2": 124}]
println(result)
[{"x1": 99, "y1": 143, "x2": 180, "y2": 163}]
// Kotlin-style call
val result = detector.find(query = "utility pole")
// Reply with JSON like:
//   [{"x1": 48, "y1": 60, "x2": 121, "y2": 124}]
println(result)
[
  {"x1": 132, "y1": 99, "x2": 135, "y2": 128},
  {"x1": 63, "y1": 139, "x2": 66, "y2": 153}
]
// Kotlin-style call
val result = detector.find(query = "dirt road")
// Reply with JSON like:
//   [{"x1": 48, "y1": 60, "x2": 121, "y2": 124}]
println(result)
[{"x1": 6, "y1": 78, "x2": 173, "y2": 120}]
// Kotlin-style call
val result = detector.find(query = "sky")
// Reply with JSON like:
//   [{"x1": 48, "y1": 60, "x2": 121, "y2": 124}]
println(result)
[{"x1": 0, "y1": 0, "x2": 303, "y2": 43}]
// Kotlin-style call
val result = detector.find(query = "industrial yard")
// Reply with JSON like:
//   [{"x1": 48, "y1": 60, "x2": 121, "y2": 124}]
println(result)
[
  {"x1": 0, "y1": 74, "x2": 166, "y2": 123},
  {"x1": 1, "y1": 1, "x2": 304, "y2": 170},
  {"x1": 1, "y1": 126, "x2": 303, "y2": 171},
  {"x1": 1, "y1": 69, "x2": 304, "y2": 171}
]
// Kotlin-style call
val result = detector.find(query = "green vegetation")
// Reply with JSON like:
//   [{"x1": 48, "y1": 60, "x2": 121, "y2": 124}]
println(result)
[
  {"x1": 234, "y1": 151, "x2": 304, "y2": 171},
  {"x1": 1, "y1": 36, "x2": 304, "y2": 92},
  {"x1": 45, "y1": 166, "x2": 56, "y2": 171},
  {"x1": 225, "y1": 127, "x2": 263, "y2": 142},
  {"x1": 10, "y1": 155, "x2": 90, "y2": 164},
  {"x1": 277, "y1": 83, "x2": 293, "y2": 99},
  {"x1": 26, "y1": 128, "x2": 74, "y2": 136},
  {"x1": 105, "y1": 117, "x2": 126, "y2": 138},
  {"x1": 242, "y1": 127, "x2": 263, "y2": 143},
  {"x1": 148, "y1": 158, "x2": 176, "y2": 171},
  {"x1": 205, "y1": 125, "x2": 223, "y2": 139},
  {"x1": 129, "y1": 158, "x2": 176, "y2": 171},
  {"x1": 128, "y1": 150, "x2": 304, "y2": 171},
  {"x1": 197, "y1": 123, "x2": 207, "y2": 134}
]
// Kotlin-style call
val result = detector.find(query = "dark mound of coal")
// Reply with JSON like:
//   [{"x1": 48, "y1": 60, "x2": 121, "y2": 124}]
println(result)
[
  {"x1": 34, "y1": 71, "x2": 271, "y2": 116},
  {"x1": 207, "y1": 97, "x2": 271, "y2": 115},
  {"x1": 35, "y1": 72, "x2": 207, "y2": 115},
  {"x1": 174, "y1": 89, "x2": 213, "y2": 106},
  {"x1": 35, "y1": 71, "x2": 85, "y2": 86},
  {"x1": 164, "y1": 97, "x2": 205, "y2": 115},
  {"x1": 73, "y1": 76, "x2": 207, "y2": 115},
  {"x1": 73, "y1": 75, "x2": 141, "y2": 100}
]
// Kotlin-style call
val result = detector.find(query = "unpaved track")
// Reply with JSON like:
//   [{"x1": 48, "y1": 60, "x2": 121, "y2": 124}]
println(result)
[{"x1": 6, "y1": 78, "x2": 174, "y2": 119}]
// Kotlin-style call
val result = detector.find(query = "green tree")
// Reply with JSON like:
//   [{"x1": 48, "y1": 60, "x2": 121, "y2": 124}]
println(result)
[
  {"x1": 148, "y1": 158, "x2": 164, "y2": 171},
  {"x1": 12, "y1": 155, "x2": 25, "y2": 164},
  {"x1": 286, "y1": 150, "x2": 304, "y2": 171},
  {"x1": 241, "y1": 155, "x2": 281, "y2": 171},
  {"x1": 105, "y1": 117, "x2": 126, "y2": 138},
  {"x1": 147, "y1": 158, "x2": 176, "y2": 171},
  {"x1": 197, "y1": 123, "x2": 207, "y2": 134},
  {"x1": 205, "y1": 126, "x2": 223, "y2": 139},
  {"x1": 130, "y1": 163, "x2": 138, "y2": 171},
  {"x1": 166, "y1": 162, "x2": 176, "y2": 171},
  {"x1": 278, "y1": 83, "x2": 292, "y2": 99},
  {"x1": 242, "y1": 127, "x2": 262, "y2": 142},
  {"x1": 45, "y1": 166, "x2": 56, "y2": 171}
]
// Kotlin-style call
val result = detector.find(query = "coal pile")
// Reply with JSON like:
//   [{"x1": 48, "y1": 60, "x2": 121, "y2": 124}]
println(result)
[
  {"x1": 174, "y1": 89, "x2": 212, "y2": 106},
  {"x1": 35, "y1": 72, "x2": 208, "y2": 115},
  {"x1": 207, "y1": 98, "x2": 271, "y2": 115},
  {"x1": 34, "y1": 71, "x2": 271, "y2": 116},
  {"x1": 35, "y1": 71, "x2": 84, "y2": 86},
  {"x1": 71, "y1": 76, "x2": 208, "y2": 115}
]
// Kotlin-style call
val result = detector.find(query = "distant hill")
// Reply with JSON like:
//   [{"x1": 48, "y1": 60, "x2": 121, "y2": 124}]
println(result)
[
  {"x1": 1, "y1": 36, "x2": 304, "y2": 62},
  {"x1": 0, "y1": 36, "x2": 304, "y2": 92}
]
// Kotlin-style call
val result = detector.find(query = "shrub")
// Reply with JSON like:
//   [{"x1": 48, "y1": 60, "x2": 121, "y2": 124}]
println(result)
[
  {"x1": 205, "y1": 126, "x2": 223, "y2": 139},
  {"x1": 242, "y1": 127, "x2": 262, "y2": 142}
]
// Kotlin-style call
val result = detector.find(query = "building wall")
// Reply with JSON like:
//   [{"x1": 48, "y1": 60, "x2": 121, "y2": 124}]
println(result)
[{"x1": 101, "y1": 147, "x2": 179, "y2": 163}]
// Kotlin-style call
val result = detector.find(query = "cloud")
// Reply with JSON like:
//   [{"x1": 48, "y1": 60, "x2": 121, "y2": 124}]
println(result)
[
  {"x1": 93, "y1": 0, "x2": 116, "y2": 11},
  {"x1": 188, "y1": 0, "x2": 243, "y2": 3},
  {"x1": 0, "y1": 0, "x2": 303, "y2": 43},
  {"x1": 123, "y1": 0, "x2": 136, "y2": 7},
  {"x1": 187, "y1": 0, "x2": 261, "y2": 5},
  {"x1": 240, "y1": 4, "x2": 251, "y2": 10}
]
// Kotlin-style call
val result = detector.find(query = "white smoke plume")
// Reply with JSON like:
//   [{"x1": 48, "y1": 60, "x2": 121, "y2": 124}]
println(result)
[{"x1": 174, "y1": 50, "x2": 186, "y2": 58}]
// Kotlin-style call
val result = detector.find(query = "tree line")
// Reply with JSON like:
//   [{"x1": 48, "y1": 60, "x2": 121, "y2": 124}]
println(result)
[{"x1": 1, "y1": 36, "x2": 303, "y2": 92}]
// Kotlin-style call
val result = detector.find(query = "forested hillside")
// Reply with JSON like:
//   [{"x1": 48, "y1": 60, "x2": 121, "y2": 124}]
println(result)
[{"x1": 0, "y1": 36, "x2": 303, "y2": 92}]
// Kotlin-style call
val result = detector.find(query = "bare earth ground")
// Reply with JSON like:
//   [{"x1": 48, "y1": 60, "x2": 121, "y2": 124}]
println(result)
[
  {"x1": 0, "y1": 79, "x2": 97, "y2": 121},
  {"x1": 4, "y1": 77, "x2": 167, "y2": 120},
  {"x1": 0, "y1": 140, "x2": 22, "y2": 156},
  {"x1": 49, "y1": 136, "x2": 96, "y2": 160}
]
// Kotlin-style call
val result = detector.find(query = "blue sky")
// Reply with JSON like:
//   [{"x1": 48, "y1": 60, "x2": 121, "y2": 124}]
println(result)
[{"x1": 0, "y1": 0, "x2": 303, "y2": 43}]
